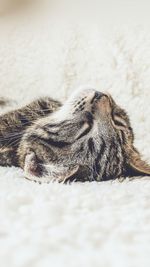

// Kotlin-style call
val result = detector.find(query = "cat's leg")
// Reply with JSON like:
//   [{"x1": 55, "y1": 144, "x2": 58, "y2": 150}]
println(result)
[
  {"x1": 0, "y1": 96, "x2": 61, "y2": 135},
  {"x1": 0, "y1": 97, "x2": 61, "y2": 167}
]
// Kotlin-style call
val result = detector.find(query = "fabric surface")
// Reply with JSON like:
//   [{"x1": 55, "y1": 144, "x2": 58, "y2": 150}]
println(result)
[{"x1": 0, "y1": 1, "x2": 150, "y2": 266}]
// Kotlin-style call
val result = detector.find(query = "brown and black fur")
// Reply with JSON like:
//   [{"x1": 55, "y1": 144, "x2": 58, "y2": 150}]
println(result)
[
  {"x1": 0, "y1": 97, "x2": 61, "y2": 167},
  {"x1": 0, "y1": 89, "x2": 150, "y2": 183}
]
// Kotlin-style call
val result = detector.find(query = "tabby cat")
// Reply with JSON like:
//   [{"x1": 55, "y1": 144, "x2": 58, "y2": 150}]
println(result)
[{"x1": 0, "y1": 89, "x2": 150, "y2": 183}]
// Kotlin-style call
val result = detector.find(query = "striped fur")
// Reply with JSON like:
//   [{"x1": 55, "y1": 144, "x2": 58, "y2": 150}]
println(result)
[{"x1": 0, "y1": 89, "x2": 150, "y2": 182}]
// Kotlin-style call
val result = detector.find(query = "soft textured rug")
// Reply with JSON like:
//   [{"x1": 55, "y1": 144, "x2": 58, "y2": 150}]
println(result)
[{"x1": 0, "y1": 1, "x2": 150, "y2": 266}]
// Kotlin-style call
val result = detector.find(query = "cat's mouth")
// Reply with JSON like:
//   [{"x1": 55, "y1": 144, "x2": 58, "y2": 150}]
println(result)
[{"x1": 24, "y1": 151, "x2": 79, "y2": 183}]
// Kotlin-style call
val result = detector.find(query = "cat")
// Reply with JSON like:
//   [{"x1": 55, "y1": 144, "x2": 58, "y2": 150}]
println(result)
[{"x1": 0, "y1": 88, "x2": 150, "y2": 183}]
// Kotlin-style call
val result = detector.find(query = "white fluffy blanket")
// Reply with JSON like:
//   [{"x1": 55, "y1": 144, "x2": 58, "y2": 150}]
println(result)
[{"x1": 0, "y1": 1, "x2": 150, "y2": 266}]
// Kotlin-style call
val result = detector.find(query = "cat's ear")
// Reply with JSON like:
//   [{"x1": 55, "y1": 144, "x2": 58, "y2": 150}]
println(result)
[{"x1": 127, "y1": 147, "x2": 150, "y2": 177}]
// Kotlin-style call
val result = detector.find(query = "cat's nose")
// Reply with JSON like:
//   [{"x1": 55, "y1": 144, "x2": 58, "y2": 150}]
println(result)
[
  {"x1": 90, "y1": 91, "x2": 106, "y2": 104},
  {"x1": 94, "y1": 91, "x2": 106, "y2": 101}
]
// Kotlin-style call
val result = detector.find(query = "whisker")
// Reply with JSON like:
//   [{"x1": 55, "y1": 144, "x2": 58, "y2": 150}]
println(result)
[
  {"x1": 0, "y1": 137, "x2": 20, "y2": 150},
  {"x1": 0, "y1": 120, "x2": 30, "y2": 129},
  {"x1": 26, "y1": 108, "x2": 52, "y2": 112},
  {"x1": 0, "y1": 132, "x2": 23, "y2": 141},
  {"x1": 6, "y1": 139, "x2": 21, "y2": 148}
]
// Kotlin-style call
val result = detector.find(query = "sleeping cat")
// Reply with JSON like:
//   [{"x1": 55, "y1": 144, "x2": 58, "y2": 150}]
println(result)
[{"x1": 0, "y1": 89, "x2": 150, "y2": 183}]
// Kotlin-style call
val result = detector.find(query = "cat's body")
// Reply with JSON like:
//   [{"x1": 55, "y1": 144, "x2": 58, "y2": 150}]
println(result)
[{"x1": 0, "y1": 89, "x2": 150, "y2": 183}]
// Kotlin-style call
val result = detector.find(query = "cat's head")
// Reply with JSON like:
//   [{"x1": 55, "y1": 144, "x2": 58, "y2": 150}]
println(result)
[{"x1": 18, "y1": 88, "x2": 150, "y2": 183}]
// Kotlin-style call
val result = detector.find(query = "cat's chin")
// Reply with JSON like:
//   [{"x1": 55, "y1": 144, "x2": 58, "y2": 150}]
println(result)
[{"x1": 24, "y1": 151, "x2": 79, "y2": 183}]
